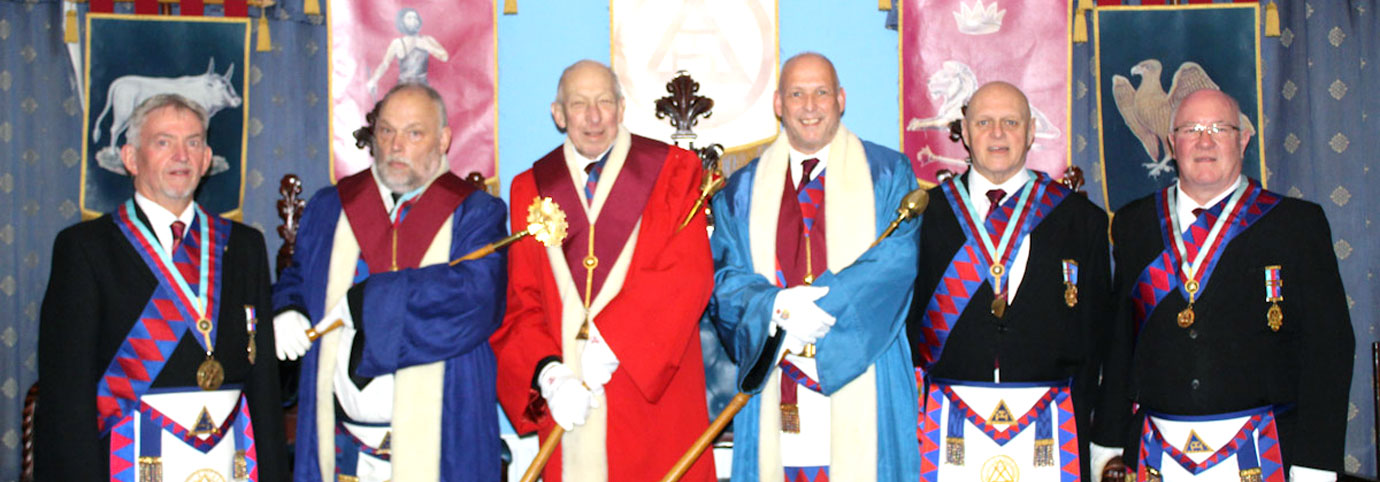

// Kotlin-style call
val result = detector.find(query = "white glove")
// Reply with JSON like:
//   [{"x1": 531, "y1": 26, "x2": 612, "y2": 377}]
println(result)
[
  {"x1": 274, "y1": 310, "x2": 312, "y2": 361},
  {"x1": 580, "y1": 324, "x2": 620, "y2": 394},
  {"x1": 538, "y1": 362, "x2": 597, "y2": 431},
  {"x1": 779, "y1": 329, "x2": 810, "y2": 358},
  {"x1": 1089, "y1": 443, "x2": 1123, "y2": 482},
  {"x1": 771, "y1": 286, "x2": 835, "y2": 343}
]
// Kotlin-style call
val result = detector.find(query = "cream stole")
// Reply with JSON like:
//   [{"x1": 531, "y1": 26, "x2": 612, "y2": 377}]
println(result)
[
  {"x1": 747, "y1": 126, "x2": 879, "y2": 481},
  {"x1": 315, "y1": 184, "x2": 451, "y2": 481},
  {"x1": 548, "y1": 127, "x2": 643, "y2": 481}
]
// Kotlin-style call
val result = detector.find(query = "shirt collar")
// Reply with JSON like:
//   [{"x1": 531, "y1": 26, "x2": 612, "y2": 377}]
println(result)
[
  {"x1": 967, "y1": 168, "x2": 1030, "y2": 216},
  {"x1": 789, "y1": 142, "x2": 831, "y2": 187},
  {"x1": 569, "y1": 143, "x2": 615, "y2": 186},
  {"x1": 133, "y1": 192, "x2": 196, "y2": 250},
  {"x1": 1174, "y1": 175, "x2": 1243, "y2": 231}
]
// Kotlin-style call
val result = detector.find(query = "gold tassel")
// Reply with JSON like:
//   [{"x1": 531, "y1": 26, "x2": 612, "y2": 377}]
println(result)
[
  {"x1": 780, "y1": 404, "x2": 800, "y2": 433},
  {"x1": 256, "y1": 15, "x2": 272, "y2": 52},
  {"x1": 1264, "y1": 1, "x2": 1280, "y2": 37},
  {"x1": 1034, "y1": 439, "x2": 1055, "y2": 467},
  {"x1": 879, "y1": 0, "x2": 892, "y2": 11},
  {"x1": 1072, "y1": 4, "x2": 1089, "y2": 44},
  {"x1": 303, "y1": 0, "x2": 319, "y2": 16},
  {"x1": 945, "y1": 436, "x2": 965, "y2": 466},
  {"x1": 503, "y1": 0, "x2": 517, "y2": 15},
  {"x1": 64, "y1": 8, "x2": 78, "y2": 44}
]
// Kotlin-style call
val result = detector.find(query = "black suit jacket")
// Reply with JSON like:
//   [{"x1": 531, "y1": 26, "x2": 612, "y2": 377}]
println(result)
[
  {"x1": 36, "y1": 205, "x2": 285, "y2": 481},
  {"x1": 1093, "y1": 189, "x2": 1353, "y2": 472},
  {"x1": 906, "y1": 175, "x2": 1112, "y2": 453}
]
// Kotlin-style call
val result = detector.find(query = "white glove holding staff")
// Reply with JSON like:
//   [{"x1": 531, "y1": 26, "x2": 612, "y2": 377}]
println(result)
[
  {"x1": 538, "y1": 362, "x2": 597, "y2": 431},
  {"x1": 273, "y1": 310, "x2": 311, "y2": 361},
  {"x1": 772, "y1": 286, "x2": 835, "y2": 344}
]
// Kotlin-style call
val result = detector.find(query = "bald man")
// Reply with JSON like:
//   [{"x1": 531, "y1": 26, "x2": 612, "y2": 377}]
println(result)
[
  {"x1": 904, "y1": 81, "x2": 1110, "y2": 480},
  {"x1": 711, "y1": 51, "x2": 922, "y2": 482},
  {"x1": 491, "y1": 59, "x2": 715, "y2": 481},
  {"x1": 1093, "y1": 89, "x2": 1352, "y2": 481}
]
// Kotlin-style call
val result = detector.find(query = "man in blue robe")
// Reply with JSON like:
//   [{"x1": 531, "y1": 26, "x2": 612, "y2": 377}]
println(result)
[
  {"x1": 710, "y1": 52, "x2": 921, "y2": 482},
  {"x1": 272, "y1": 83, "x2": 507, "y2": 481}
]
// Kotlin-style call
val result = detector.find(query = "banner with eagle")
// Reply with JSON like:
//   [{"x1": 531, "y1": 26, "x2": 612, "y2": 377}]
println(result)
[
  {"x1": 901, "y1": 0, "x2": 1072, "y2": 186},
  {"x1": 1094, "y1": 3, "x2": 1265, "y2": 211}
]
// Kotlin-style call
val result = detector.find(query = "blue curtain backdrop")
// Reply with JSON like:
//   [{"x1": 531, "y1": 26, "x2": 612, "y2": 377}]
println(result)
[{"x1": 2, "y1": 0, "x2": 1376, "y2": 479}]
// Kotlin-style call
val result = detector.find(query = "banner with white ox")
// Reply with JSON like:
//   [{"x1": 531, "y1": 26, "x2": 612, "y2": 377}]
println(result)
[
  {"x1": 901, "y1": 0, "x2": 1072, "y2": 186},
  {"x1": 611, "y1": 0, "x2": 778, "y2": 174},
  {"x1": 81, "y1": 14, "x2": 250, "y2": 219},
  {"x1": 329, "y1": 0, "x2": 497, "y2": 186}
]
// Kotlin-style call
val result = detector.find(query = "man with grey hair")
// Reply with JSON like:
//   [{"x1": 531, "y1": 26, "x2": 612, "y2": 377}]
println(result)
[
  {"x1": 492, "y1": 59, "x2": 716, "y2": 481},
  {"x1": 1094, "y1": 88, "x2": 1353, "y2": 481},
  {"x1": 273, "y1": 83, "x2": 507, "y2": 481},
  {"x1": 37, "y1": 93, "x2": 286, "y2": 480}
]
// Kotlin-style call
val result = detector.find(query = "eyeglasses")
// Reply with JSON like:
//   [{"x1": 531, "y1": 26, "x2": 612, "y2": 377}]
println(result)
[{"x1": 1172, "y1": 123, "x2": 1240, "y2": 138}]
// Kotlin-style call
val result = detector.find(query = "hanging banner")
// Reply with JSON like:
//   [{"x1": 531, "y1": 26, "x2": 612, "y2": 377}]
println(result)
[
  {"x1": 901, "y1": 0, "x2": 1072, "y2": 186},
  {"x1": 611, "y1": 0, "x2": 778, "y2": 173},
  {"x1": 329, "y1": 0, "x2": 497, "y2": 186},
  {"x1": 1095, "y1": 3, "x2": 1265, "y2": 212},
  {"x1": 81, "y1": 14, "x2": 250, "y2": 219}
]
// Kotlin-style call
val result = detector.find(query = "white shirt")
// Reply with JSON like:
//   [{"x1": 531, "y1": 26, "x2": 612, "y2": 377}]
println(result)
[
  {"x1": 1174, "y1": 176, "x2": 1242, "y2": 234},
  {"x1": 133, "y1": 193, "x2": 196, "y2": 252},
  {"x1": 967, "y1": 169, "x2": 1033, "y2": 300}
]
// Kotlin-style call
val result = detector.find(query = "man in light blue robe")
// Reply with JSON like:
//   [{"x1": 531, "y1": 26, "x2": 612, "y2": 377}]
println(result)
[{"x1": 709, "y1": 52, "x2": 921, "y2": 482}]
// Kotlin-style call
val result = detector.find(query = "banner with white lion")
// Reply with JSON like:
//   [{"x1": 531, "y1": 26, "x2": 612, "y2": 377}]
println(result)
[
  {"x1": 1094, "y1": 3, "x2": 1265, "y2": 212},
  {"x1": 901, "y1": 0, "x2": 1072, "y2": 186},
  {"x1": 81, "y1": 14, "x2": 250, "y2": 219}
]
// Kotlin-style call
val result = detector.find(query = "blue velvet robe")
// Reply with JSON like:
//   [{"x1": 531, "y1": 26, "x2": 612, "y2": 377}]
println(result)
[
  {"x1": 709, "y1": 141, "x2": 921, "y2": 481},
  {"x1": 273, "y1": 184, "x2": 507, "y2": 481}
]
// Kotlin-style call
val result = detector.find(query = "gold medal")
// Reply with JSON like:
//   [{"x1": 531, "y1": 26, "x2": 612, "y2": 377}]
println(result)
[
  {"x1": 247, "y1": 337, "x2": 256, "y2": 365},
  {"x1": 1064, "y1": 282, "x2": 1078, "y2": 308},
  {"x1": 1177, "y1": 306, "x2": 1195, "y2": 328},
  {"x1": 197, "y1": 356, "x2": 224, "y2": 391},
  {"x1": 1267, "y1": 303, "x2": 1283, "y2": 331},
  {"x1": 990, "y1": 297, "x2": 1007, "y2": 318}
]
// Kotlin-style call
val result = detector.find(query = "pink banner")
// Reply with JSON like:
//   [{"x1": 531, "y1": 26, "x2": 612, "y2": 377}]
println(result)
[
  {"x1": 330, "y1": 0, "x2": 496, "y2": 184},
  {"x1": 901, "y1": 0, "x2": 1071, "y2": 185}
]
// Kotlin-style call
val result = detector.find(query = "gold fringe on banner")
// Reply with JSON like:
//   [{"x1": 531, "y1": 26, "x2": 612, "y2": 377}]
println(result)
[
  {"x1": 1264, "y1": 1, "x2": 1280, "y2": 37},
  {"x1": 303, "y1": 0, "x2": 318, "y2": 15},
  {"x1": 879, "y1": 0, "x2": 892, "y2": 11},
  {"x1": 1071, "y1": 0, "x2": 1093, "y2": 43},
  {"x1": 503, "y1": 0, "x2": 516, "y2": 15},
  {"x1": 64, "y1": 8, "x2": 78, "y2": 43},
  {"x1": 257, "y1": 14, "x2": 271, "y2": 51}
]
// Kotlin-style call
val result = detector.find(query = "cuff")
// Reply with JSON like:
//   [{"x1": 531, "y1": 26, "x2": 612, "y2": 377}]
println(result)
[{"x1": 1288, "y1": 465, "x2": 1336, "y2": 482}]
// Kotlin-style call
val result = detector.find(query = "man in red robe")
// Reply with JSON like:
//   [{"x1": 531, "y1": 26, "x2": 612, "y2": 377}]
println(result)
[{"x1": 491, "y1": 59, "x2": 716, "y2": 481}]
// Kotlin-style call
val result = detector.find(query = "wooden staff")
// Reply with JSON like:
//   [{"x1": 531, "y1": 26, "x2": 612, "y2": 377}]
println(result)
[
  {"x1": 307, "y1": 197, "x2": 568, "y2": 342},
  {"x1": 520, "y1": 425, "x2": 564, "y2": 482},
  {"x1": 658, "y1": 187, "x2": 929, "y2": 482}
]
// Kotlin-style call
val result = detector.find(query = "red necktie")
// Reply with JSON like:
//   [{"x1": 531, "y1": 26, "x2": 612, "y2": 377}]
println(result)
[
  {"x1": 798, "y1": 158, "x2": 819, "y2": 192},
  {"x1": 985, "y1": 189, "x2": 1007, "y2": 220},
  {"x1": 170, "y1": 220, "x2": 186, "y2": 253}
]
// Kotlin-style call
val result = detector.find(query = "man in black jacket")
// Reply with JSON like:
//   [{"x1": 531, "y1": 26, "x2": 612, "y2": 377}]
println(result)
[
  {"x1": 1093, "y1": 88, "x2": 1352, "y2": 481},
  {"x1": 907, "y1": 81, "x2": 1111, "y2": 480},
  {"x1": 37, "y1": 94, "x2": 284, "y2": 481}
]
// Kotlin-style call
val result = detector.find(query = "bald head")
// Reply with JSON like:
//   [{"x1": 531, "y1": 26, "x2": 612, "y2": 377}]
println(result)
[
  {"x1": 961, "y1": 81, "x2": 1036, "y2": 184},
  {"x1": 966, "y1": 82, "x2": 1031, "y2": 122},
  {"x1": 775, "y1": 52, "x2": 846, "y2": 154},
  {"x1": 552, "y1": 59, "x2": 625, "y2": 158},
  {"x1": 779, "y1": 52, "x2": 840, "y2": 92},
  {"x1": 1169, "y1": 88, "x2": 1250, "y2": 204}
]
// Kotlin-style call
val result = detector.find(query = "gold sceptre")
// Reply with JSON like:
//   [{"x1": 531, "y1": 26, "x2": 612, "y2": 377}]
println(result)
[
  {"x1": 678, "y1": 161, "x2": 726, "y2": 231},
  {"x1": 658, "y1": 187, "x2": 930, "y2": 482},
  {"x1": 307, "y1": 197, "x2": 569, "y2": 342}
]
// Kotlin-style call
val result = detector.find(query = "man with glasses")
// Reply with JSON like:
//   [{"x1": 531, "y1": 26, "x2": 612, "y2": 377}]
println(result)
[{"x1": 1092, "y1": 89, "x2": 1353, "y2": 481}]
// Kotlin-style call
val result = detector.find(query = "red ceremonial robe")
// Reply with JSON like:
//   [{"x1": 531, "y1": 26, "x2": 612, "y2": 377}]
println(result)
[{"x1": 492, "y1": 131, "x2": 715, "y2": 482}]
